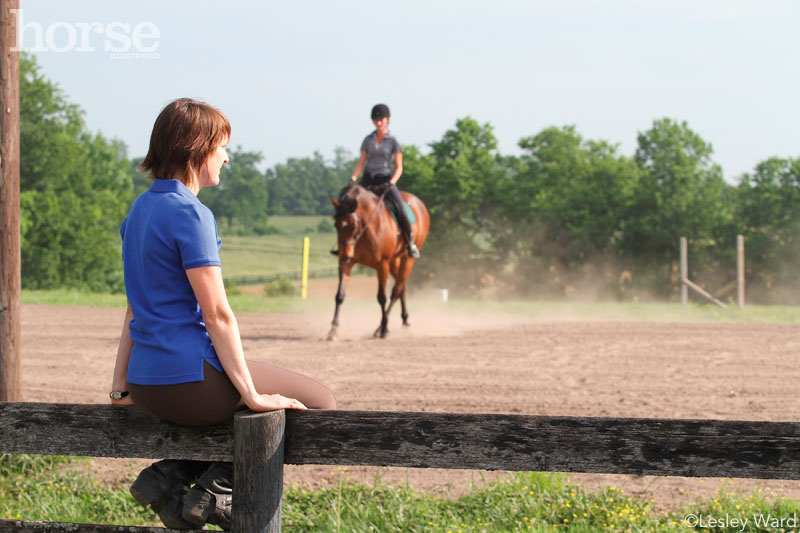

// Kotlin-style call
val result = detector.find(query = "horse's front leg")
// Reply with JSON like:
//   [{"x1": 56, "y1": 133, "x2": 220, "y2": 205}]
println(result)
[
  {"x1": 374, "y1": 261, "x2": 390, "y2": 339},
  {"x1": 327, "y1": 260, "x2": 352, "y2": 341}
]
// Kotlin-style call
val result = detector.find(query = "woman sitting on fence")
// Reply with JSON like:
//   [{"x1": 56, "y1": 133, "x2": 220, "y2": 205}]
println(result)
[{"x1": 109, "y1": 98, "x2": 336, "y2": 530}]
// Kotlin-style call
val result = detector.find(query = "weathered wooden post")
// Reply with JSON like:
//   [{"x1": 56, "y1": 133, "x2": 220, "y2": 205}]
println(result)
[
  {"x1": 679, "y1": 237, "x2": 688, "y2": 306},
  {"x1": 736, "y1": 234, "x2": 745, "y2": 308},
  {"x1": 233, "y1": 409, "x2": 285, "y2": 533},
  {"x1": 0, "y1": 0, "x2": 21, "y2": 402}
]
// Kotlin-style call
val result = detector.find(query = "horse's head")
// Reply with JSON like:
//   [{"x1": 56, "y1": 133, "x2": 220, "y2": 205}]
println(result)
[{"x1": 331, "y1": 183, "x2": 365, "y2": 261}]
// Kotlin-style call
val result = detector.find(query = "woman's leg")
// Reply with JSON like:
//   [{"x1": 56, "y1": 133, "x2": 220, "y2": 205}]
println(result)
[{"x1": 246, "y1": 360, "x2": 337, "y2": 410}]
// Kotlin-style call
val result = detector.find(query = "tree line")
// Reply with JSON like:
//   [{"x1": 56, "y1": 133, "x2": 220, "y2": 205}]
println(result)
[{"x1": 19, "y1": 53, "x2": 800, "y2": 302}]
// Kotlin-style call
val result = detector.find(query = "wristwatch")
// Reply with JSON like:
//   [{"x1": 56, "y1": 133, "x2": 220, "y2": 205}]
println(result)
[{"x1": 109, "y1": 390, "x2": 130, "y2": 401}]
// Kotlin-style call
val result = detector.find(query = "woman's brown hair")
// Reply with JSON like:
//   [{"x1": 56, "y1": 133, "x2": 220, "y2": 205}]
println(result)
[{"x1": 140, "y1": 98, "x2": 231, "y2": 185}]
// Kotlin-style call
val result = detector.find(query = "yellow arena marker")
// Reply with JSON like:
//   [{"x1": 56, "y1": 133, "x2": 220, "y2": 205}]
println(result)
[{"x1": 301, "y1": 236, "x2": 310, "y2": 299}]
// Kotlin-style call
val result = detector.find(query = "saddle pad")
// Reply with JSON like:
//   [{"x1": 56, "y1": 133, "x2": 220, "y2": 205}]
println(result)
[{"x1": 391, "y1": 203, "x2": 416, "y2": 227}]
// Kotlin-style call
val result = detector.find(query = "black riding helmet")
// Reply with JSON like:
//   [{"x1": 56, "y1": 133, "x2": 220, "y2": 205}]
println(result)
[{"x1": 371, "y1": 104, "x2": 390, "y2": 120}]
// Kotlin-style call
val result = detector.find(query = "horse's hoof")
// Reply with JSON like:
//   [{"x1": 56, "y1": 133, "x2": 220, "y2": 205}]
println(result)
[
  {"x1": 326, "y1": 329, "x2": 338, "y2": 341},
  {"x1": 402, "y1": 321, "x2": 410, "y2": 327}
]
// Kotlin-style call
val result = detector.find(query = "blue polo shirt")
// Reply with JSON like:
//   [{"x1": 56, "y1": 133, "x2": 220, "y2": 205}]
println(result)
[{"x1": 120, "y1": 179, "x2": 224, "y2": 385}]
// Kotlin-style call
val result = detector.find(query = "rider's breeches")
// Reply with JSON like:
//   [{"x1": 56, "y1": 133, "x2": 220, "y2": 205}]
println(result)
[
  {"x1": 383, "y1": 185, "x2": 413, "y2": 243},
  {"x1": 130, "y1": 361, "x2": 337, "y2": 426}
]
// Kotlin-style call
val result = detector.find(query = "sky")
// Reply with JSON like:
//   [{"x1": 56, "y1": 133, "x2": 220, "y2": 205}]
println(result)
[{"x1": 16, "y1": 0, "x2": 800, "y2": 181}]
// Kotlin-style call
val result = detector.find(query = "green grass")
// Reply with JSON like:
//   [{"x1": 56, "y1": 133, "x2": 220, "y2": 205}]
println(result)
[
  {"x1": 4, "y1": 454, "x2": 800, "y2": 532},
  {"x1": 219, "y1": 232, "x2": 338, "y2": 282},
  {"x1": 20, "y1": 288, "x2": 800, "y2": 323},
  {"x1": 268, "y1": 215, "x2": 333, "y2": 235},
  {"x1": 19, "y1": 289, "x2": 316, "y2": 314},
  {"x1": 0, "y1": 454, "x2": 155, "y2": 527},
  {"x1": 20, "y1": 289, "x2": 128, "y2": 308}
]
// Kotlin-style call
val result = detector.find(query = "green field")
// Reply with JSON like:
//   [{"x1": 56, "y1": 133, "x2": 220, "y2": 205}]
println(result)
[{"x1": 219, "y1": 215, "x2": 340, "y2": 283}]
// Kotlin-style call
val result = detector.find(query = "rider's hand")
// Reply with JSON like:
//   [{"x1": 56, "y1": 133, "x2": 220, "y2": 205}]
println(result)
[{"x1": 246, "y1": 393, "x2": 306, "y2": 412}]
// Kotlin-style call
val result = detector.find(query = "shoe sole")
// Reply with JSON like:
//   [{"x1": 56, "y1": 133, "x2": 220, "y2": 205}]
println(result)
[
  {"x1": 131, "y1": 469, "x2": 198, "y2": 530},
  {"x1": 130, "y1": 468, "x2": 166, "y2": 509},
  {"x1": 182, "y1": 488, "x2": 213, "y2": 527}
]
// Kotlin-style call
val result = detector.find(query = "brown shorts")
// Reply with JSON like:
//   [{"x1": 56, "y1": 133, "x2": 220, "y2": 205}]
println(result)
[{"x1": 129, "y1": 360, "x2": 336, "y2": 426}]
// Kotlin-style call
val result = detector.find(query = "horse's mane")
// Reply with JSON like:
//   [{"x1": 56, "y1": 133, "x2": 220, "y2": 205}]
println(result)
[{"x1": 334, "y1": 183, "x2": 361, "y2": 218}]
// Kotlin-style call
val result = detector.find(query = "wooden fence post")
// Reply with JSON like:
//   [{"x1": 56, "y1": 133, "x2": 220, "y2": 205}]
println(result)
[
  {"x1": 679, "y1": 237, "x2": 688, "y2": 306},
  {"x1": 736, "y1": 235, "x2": 745, "y2": 308},
  {"x1": 233, "y1": 409, "x2": 285, "y2": 533},
  {"x1": 0, "y1": 0, "x2": 21, "y2": 402}
]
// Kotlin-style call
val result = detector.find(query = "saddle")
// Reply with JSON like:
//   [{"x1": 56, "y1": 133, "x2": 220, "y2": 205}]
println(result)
[{"x1": 365, "y1": 183, "x2": 416, "y2": 228}]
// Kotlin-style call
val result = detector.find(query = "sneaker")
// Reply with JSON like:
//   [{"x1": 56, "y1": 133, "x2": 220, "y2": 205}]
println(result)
[
  {"x1": 408, "y1": 243, "x2": 420, "y2": 259},
  {"x1": 130, "y1": 460, "x2": 205, "y2": 530}
]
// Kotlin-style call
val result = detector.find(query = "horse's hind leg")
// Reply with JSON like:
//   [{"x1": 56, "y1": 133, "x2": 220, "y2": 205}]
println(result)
[
  {"x1": 384, "y1": 282, "x2": 401, "y2": 324},
  {"x1": 385, "y1": 284, "x2": 409, "y2": 326},
  {"x1": 393, "y1": 261, "x2": 412, "y2": 326}
]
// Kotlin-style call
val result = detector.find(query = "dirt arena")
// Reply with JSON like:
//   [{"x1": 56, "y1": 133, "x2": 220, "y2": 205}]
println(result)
[{"x1": 17, "y1": 280, "x2": 800, "y2": 510}]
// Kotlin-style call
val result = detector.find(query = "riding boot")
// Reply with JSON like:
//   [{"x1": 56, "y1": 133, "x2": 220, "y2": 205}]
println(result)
[
  {"x1": 405, "y1": 230, "x2": 420, "y2": 258},
  {"x1": 182, "y1": 461, "x2": 233, "y2": 531},
  {"x1": 386, "y1": 187, "x2": 419, "y2": 259},
  {"x1": 129, "y1": 459, "x2": 207, "y2": 529}
]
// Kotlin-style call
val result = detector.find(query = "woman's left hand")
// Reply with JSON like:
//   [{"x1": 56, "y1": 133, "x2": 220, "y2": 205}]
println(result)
[{"x1": 111, "y1": 396, "x2": 134, "y2": 406}]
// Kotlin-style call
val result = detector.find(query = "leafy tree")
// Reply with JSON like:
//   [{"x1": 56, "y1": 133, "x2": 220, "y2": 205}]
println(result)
[
  {"x1": 19, "y1": 53, "x2": 131, "y2": 291},
  {"x1": 510, "y1": 127, "x2": 640, "y2": 265},
  {"x1": 404, "y1": 118, "x2": 506, "y2": 290},
  {"x1": 622, "y1": 118, "x2": 733, "y2": 266},
  {"x1": 130, "y1": 156, "x2": 150, "y2": 197},
  {"x1": 266, "y1": 149, "x2": 355, "y2": 215},
  {"x1": 492, "y1": 126, "x2": 642, "y2": 295},
  {"x1": 200, "y1": 147, "x2": 268, "y2": 231},
  {"x1": 735, "y1": 156, "x2": 800, "y2": 302}
]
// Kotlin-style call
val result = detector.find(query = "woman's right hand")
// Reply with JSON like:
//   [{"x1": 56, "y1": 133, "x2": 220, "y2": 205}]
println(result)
[{"x1": 246, "y1": 393, "x2": 306, "y2": 411}]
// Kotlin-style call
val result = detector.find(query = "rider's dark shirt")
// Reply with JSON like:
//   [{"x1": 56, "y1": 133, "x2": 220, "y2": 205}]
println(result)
[{"x1": 360, "y1": 130, "x2": 402, "y2": 182}]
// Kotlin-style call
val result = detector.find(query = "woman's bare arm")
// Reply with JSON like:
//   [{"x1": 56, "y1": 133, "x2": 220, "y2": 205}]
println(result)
[
  {"x1": 186, "y1": 265, "x2": 305, "y2": 411},
  {"x1": 110, "y1": 302, "x2": 135, "y2": 406}
]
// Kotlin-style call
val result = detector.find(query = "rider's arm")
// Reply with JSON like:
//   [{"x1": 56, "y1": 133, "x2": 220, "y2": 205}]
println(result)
[
  {"x1": 186, "y1": 265, "x2": 305, "y2": 412},
  {"x1": 390, "y1": 152, "x2": 403, "y2": 184},
  {"x1": 351, "y1": 151, "x2": 367, "y2": 181}
]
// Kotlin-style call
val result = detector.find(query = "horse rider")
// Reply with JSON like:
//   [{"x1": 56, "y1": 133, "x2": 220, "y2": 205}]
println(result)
[{"x1": 332, "y1": 103, "x2": 420, "y2": 259}]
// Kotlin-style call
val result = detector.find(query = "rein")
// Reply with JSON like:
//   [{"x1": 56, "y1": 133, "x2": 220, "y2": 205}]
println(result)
[{"x1": 342, "y1": 188, "x2": 389, "y2": 249}]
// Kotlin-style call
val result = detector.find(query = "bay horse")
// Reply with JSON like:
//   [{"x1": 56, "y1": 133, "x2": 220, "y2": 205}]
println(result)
[{"x1": 328, "y1": 183, "x2": 430, "y2": 340}]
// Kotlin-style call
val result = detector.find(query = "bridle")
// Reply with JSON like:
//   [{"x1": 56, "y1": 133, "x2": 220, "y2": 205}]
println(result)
[{"x1": 338, "y1": 188, "x2": 389, "y2": 252}]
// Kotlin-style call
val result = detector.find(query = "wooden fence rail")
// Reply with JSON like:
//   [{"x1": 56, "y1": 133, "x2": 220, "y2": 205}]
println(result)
[{"x1": 2, "y1": 402, "x2": 799, "y2": 531}]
